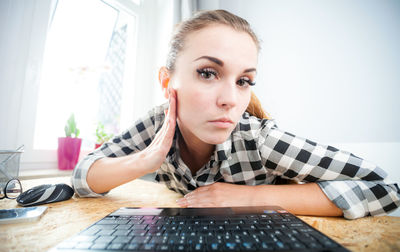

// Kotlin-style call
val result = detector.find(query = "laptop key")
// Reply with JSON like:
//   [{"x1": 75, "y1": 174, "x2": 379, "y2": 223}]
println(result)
[
  {"x1": 97, "y1": 229, "x2": 115, "y2": 236},
  {"x1": 123, "y1": 243, "x2": 140, "y2": 250},
  {"x1": 240, "y1": 235, "x2": 257, "y2": 244},
  {"x1": 131, "y1": 235, "x2": 150, "y2": 243},
  {"x1": 175, "y1": 244, "x2": 188, "y2": 251},
  {"x1": 95, "y1": 224, "x2": 118, "y2": 229},
  {"x1": 241, "y1": 242, "x2": 258, "y2": 251},
  {"x1": 209, "y1": 242, "x2": 221, "y2": 251},
  {"x1": 117, "y1": 224, "x2": 132, "y2": 230},
  {"x1": 80, "y1": 227, "x2": 101, "y2": 236},
  {"x1": 224, "y1": 242, "x2": 239, "y2": 251},
  {"x1": 260, "y1": 242, "x2": 275, "y2": 250},
  {"x1": 149, "y1": 236, "x2": 166, "y2": 244},
  {"x1": 291, "y1": 241, "x2": 306, "y2": 249},
  {"x1": 131, "y1": 224, "x2": 147, "y2": 230},
  {"x1": 113, "y1": 229, "x2": 131, "y2": 236},
  {"x1": 274, "y1": 241, "x2": 291, "y2": 250},
  {"x1": 89, "y1": 243, "x2": 108, "y2": 250},
  {"x1": 307, "y1": 241, "x2": 324, "y2": 249},
  {"x1": 112, "y1": 236, "x2": 132, "y2": 243},
  {"x1": 107, "y1": 243, "x2": 126, "y2": 250},
  {"x1": 156, "y1": 244, "x2": 170, "y2": 251},
  {"x1": 271, "y1": 224, "x2": 287, "y2": 229},
  {"x1": 193, "y1": 243, "x2": 206, "y2": 251},
  {"x1": 320, "y1": 239, "x2": 339, "y2": 248},
  {"x1": 74, "y1": 242, "x2": 92, "y2": 249},
  {"x1": 141, "y1": 243, "x2": 157, "y2": 250},
  {"x1": 94, "y1": 235, "x2": 115, "y2": 243}
]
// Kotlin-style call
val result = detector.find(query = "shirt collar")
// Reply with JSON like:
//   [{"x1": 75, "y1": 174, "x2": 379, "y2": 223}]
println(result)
[{"x1": 213, "y1": 124, "x2": 239, "y2": 162}]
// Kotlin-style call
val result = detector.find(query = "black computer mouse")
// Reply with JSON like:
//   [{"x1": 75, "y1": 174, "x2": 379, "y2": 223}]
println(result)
[{"x1": 16, "y1": 183, "x2": 74, "y2": 207}]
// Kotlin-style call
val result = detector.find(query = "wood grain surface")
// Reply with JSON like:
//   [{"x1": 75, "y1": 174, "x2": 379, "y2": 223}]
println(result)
[{"x1": 0, "y1": 176, "x2": 399, "y2": 252}]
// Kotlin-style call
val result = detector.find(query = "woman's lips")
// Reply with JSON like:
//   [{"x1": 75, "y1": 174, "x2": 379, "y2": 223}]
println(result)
[{"x1": 208, "y1": 118, "x2": 234, "y2": 128}]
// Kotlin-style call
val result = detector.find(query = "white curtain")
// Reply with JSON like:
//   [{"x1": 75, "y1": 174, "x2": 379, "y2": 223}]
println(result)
[
  {"x1": 173, "y1": 0, "x2": 199, "y2": 24},
  {"x1": 0, "y1": 0, "x2": 56, "y2": 150}
]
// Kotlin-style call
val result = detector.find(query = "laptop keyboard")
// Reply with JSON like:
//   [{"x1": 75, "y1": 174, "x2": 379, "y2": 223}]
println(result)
[{"x1": 56, "y1": 212, "x2": 343, "y2": 251}]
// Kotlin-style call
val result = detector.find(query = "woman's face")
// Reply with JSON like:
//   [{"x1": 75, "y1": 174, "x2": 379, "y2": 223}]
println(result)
[{"x1": 170, "y1": 24, "x2": 258, "y2": 145}]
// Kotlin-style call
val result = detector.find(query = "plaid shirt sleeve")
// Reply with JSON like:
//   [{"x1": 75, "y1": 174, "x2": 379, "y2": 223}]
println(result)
[
  {"x1": 71, "y1": 104, "x2": 166, "y2": 197},
  {"x1": 257, "y1": 119, "x2": 400, "y2": 219}
]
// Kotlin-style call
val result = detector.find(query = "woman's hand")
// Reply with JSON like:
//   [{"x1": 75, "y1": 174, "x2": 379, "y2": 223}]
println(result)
[
  {"x1": 139, "y1": 88, "x2": 177, "y2": 173},
  {"x1": 176, "y1": 182, "x2": 256, "y2": 207},
  {"x1": 177, "y1": 182, "x2": 343, "y2": 217}
]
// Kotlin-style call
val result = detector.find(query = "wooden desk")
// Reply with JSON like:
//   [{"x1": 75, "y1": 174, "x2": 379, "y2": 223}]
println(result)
[{"x1": 0, "y1": 176, "x2": 399, "y2": 252}]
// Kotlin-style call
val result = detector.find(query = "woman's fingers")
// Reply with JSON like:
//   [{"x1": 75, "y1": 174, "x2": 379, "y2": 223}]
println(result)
[
  {"x1": 176, "y1": 183, "x2": 254, "y2": 208},
  {"x1": 149, "y1": 88, "x2": 177, "y2": 148},
  {"x1": 176, "y1": 195, "x2": 212, "y2": 207},
  {"x1": 176, "y1": 185, "x2": 211, "y2": 207},
  {"x1": 162, "y1": 88, "x2": 177, "y2": 144}
]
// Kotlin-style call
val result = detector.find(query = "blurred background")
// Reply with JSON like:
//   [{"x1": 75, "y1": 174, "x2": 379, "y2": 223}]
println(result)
[{"x1": 0, "y1": 0, "x2": 399, "y2": 214}]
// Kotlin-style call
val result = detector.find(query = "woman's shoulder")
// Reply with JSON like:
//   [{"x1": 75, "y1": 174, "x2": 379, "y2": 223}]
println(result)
[
  {"x1": 238, "y1": 112, "x2": 277, "y2": 131},
  {"x1": 146, "y1": 103, "x2": 168, "y2": 131},
  {"x1": 233, "y1": 112, "x2": 277, "y2": 140},
  {"x1": 122, "y1": 103, "x2": 167, "y2": 133}
]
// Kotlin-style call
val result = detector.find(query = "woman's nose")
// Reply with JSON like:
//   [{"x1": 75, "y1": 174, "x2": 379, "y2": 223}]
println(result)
[{"x1": 216, "y1": 82, "x2": 237, "y2": 109}]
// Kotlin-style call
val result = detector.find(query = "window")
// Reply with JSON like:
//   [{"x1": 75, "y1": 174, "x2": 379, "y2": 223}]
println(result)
[
  {"x1": 11, "y1": 0, "x2": 173, "y2": 171},
  {"x1": 34, "y1": 0, "x2": 137, "y2": 150}
]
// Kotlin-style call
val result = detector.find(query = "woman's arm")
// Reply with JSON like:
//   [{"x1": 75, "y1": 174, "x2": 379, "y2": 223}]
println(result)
[
  {"x1": 177, "y1": 120, "x2": 399, "y2": 218},
  {"x1": 72, "y1": 89, "x2": 177, "y2": 196},
  {"x1": 255, "y1": 121, "x2": 400, "y2": 219},
  {"x1": 86, "y1": 151, "x2": 162, "y2": 194},
  {"x1": 177, "y1": 182, "x2": 343, "y2": 217},
  {"x1": 255, "y1": 183, "x2": 342, "y2": 216}
]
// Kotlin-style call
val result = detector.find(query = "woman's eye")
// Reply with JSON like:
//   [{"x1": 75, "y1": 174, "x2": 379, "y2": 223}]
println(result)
[
  {"x1": 237, "y1": 77, "x2": 256, "y2": 87},
  {"x1": 197, "y1": 68, "x2": 218, "y2": 81}
]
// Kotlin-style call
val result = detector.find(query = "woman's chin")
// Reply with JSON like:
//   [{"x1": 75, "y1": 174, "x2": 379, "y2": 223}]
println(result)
[{"x1": 200, "y1": 132, "x2": 231, "y2": 145}]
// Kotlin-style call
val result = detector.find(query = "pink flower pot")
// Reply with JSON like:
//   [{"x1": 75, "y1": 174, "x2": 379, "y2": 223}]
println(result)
[{"x1": 57, "y1": 137, "x2": 82, "y2": 170}]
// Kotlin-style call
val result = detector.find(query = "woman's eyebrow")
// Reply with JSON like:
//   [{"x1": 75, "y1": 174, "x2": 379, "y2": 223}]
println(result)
[
  {"x1": 244, "y1": 68, "x2": 257, "y2": 73},
  {"x1": 194, "y1": 55, "x2": 256, "y2": 73},
  {"x1": 194, "y1": 56, "x2": 224, "y2": 66}
]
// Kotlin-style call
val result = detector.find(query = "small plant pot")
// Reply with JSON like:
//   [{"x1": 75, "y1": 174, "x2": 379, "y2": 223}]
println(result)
[{"x1": 57, "y1": 137, "x2": 82, "y2": 170}]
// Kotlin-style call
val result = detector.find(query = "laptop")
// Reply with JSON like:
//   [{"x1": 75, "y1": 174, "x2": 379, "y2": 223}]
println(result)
[{"x1": 50, "y1": 206, "x2": 350, "y2": 251}]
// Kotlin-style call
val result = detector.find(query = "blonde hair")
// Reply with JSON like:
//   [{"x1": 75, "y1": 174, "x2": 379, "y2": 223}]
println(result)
[{"x1": 166, "y1": 9, "x2": 270, "y2": 120}]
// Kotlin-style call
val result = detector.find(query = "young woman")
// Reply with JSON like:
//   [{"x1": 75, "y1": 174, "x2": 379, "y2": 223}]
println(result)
[{"x1": 72, "y1": 10, "x2": 399, "y2": 219}]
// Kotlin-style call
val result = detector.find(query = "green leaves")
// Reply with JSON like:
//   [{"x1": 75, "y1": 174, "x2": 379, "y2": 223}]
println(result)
[
  {"x1": 64, "y1": 114, "x2": 80, "y2": 138},
  {"x1": 95, "y1": 122, "x2": 113, "y2": 144}
]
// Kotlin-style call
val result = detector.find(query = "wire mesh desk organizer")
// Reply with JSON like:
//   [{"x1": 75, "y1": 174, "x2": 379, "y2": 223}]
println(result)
[{"x1": 0, "y1": 145, "x2": 24, "y2": 199}]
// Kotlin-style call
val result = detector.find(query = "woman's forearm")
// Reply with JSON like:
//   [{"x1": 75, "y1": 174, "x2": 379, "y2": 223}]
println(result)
[
  {"x1": 253, "y1": 183, "x2": 343, "y2": 217},
  {"x1": 86, "y1": 152, "x2": 152, "y2": 194}
]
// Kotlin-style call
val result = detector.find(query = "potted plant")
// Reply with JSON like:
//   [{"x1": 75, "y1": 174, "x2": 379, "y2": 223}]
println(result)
[
  {"x1": 95, "y1": 122, "x2": 113, "y2": 149},
  {"x1": 57, "y1": 114, "x2": 82, "y2": 170}
]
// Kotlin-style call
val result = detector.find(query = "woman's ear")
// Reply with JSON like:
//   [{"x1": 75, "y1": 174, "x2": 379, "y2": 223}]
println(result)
[{"x1": 158, "y1": 66, "x2": 170, "y2": 99}]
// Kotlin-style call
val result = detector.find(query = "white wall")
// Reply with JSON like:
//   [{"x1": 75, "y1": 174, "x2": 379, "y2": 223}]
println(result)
[{"x1": 217, "y1": 0, "x2": 400, "y2": 215}]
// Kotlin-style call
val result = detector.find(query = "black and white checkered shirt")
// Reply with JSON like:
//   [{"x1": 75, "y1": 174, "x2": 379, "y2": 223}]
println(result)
[{"x1": 72, "y1": 103, "x2": 399, "y2": 219}]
